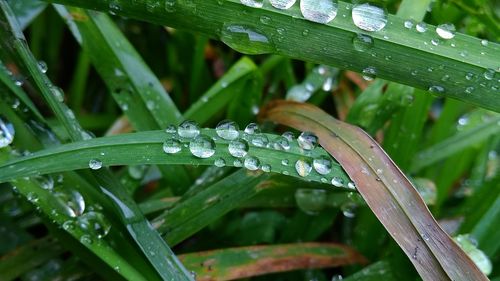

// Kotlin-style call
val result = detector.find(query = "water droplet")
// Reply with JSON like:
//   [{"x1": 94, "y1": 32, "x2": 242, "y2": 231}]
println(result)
[
  {"x1": 362, "y1": 66, "x2": 377, "y2": 81},
  {"x1": 341, "y1": 202, "x2": 357, "y2": 218},
  {"x1": 244, "y1": 123, "x2": 261, "y2": 134},
  {"x1": 436, "y1": 23, "x2": 456, "y2": 39},
  {"x1": 78, "y1": 211, "x2": 111, "y2": 238},
  {"x1": 431, "y1": 38, "x2": 440, "y2": 46},
  {"x1": 481, "y1": 39, "x2": 488, "y2": 46},
  {"x1": 347, "y1": 182, "x2": 356, "y2": 190},
  {"x1": 165, "y1": 124, "x2": 177, "y2": 134},
  {"x1": 216, "y1": 120, "x2": 240, "y2": 140},
  {"x1": 282, "y1": 131, "x2": 294, "y2": 141},
  {"x1": 89, "y1": 159, "x2": 103, "y2": 170},
  {"x1": 331, "y1": 176, "x2": 344, "y2": 187},
  {"x1": 404, "y1": 19, "x2": 414, "y2": 29},
  {"x1": 214, "y1": 158, "x2": 226, "y2": 167},
  {"x1": 55, "y1": 189, "x2": 85, "y2": 217},
  {"x1": 295, "y1": 189, "x2": 327, "y2": 215},
  {"x1": 260, "y1": 15, "x2": 271, "y2": 24},
  {"x1": 240, "y1": 0, "x2": 263, "y2": 8},
  {"x1": 351, "y1": 3, "x2": 387, "y2": 32},
  {"x1": 178, "y1": 120, "x2": 200, "y2": 139},
  {"x1": 416, "y1": 22, "x2": 427, "y2": 33},
  {"x1": 244, "y1": 156, "x2": 260, "y2": 170},
  {"x1": 272, "y1": 136, "x2": 291, "y2": 150},
  {"x1": 352, "y1": 33, "x2": 374, "y2": 52},
  {"x1": 295, "y1": 159, "x2": 313, "y2": 177},
  {"x1": 313, "y1": 156, "x2": 332, "y2": 175},
  {"x1": 465, "y1": 73, "x2": 475, "y2": 81},
  {"x1": 234, "y1": 159, "x2": 243, "y2": 167},
  {"x1": 300, "y1": 0, "x2": 338, "y2": 24},
  {"x1": 228, "y1": 139, "x2": 249, "y2": 158},
  {"x1": 189, "y1": 135, "x2": 216, "y2": 158},
  {"x1": 269, "y1": 0, "x2": 296, "y2": 10},
  {"x1": 163, "y1": 138, "x2": 182, "y2": 154},
  {"x1": 0, "y1": 116, "x2": 15, "y2": 148},
  {"x1": 250, "y1": 134, "x2": 269, "y2": 147},
  {"x1": 261, "y1": 164, "x2": 271, "y2": 172},
  {"x1": 108, "y1": 0, "x2": 121, "y2": 15},
  {"x1": 32, "y1": 175, "x2": 54, "y2": 190},
  {"x1": 221, "y1": 24, "x2": 274, "y2": 55},
  {"x1": 80, "y1": 234, "x2": 93, "y2": 244},
  {"x1": 465, "y1": 86, "x2": 475, "y2": 94},
  {"x1": 38, "y1": 61, "x2": 48, "y2": 73},
  {"x1": 428, "y1": 85, "x2": 445, "y2": 94},
  {"x1": 483, "y1": 68, "x2": 495, "y2": 80},
  {"x1": 27, "y1": 192, "x2": 39, "y2": 203},
  {"x1": 297, "y1": 132, "x2": 318, "y2": 151}
]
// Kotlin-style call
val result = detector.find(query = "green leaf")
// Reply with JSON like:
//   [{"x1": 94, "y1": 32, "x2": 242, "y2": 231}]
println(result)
[{"x1": 42, "y1": 0, "x2": 500, "y2": 112}]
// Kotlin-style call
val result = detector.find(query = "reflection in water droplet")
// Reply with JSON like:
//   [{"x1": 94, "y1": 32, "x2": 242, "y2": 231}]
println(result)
[
  {"x1": 297, "y1": 132, "x2": 318, "y2": 151},
  {"x1": 351, "y1": 3, "x2": 387, "y2": 32},
  {"x1": 163, "y1": 139, "x2": 182, "y2": 154},
  {"x1": 436, "y1": 23, "x2": 456, "y2": 39},
  {"x1": 300, "y1": 0, "x2": 338, "y2": 24},
  {"x1": 295, "y1": 159, "x2": 313, "y2": 177},
  {"x1": 269, "y1": 0, "x2": 296, "y2": 10},
  {"x1": 228, "y1": 139, "x2": 249, "y2": 158},
  {"x1": 240, "y1": 0, "x2": 263, "y2": 8},
  {"x1": 244, "y1": 156, "x2": 260, "y2": 170},
  {"x1": 416, "y1": 22, "x2": 427, "y2": 33},
  {"x1": 0, "y1": 116, "x2": 15, "y2": 148},
  {"x1": 214, "y1": 158, "x2": 226, "y2": 167},
  {"x1": 178, "y1": 120, "x2": 200, "y2": 139},
  {"x1": 89, "y1": 159, "x2": 103, "y2": 170},
  {"x1": 189, "y1": 135, "x2": 216, "y2": 158},
  {"x1": 331, "y1": 176, "x2": 344, "y2": 187},
  {"x1": 221, "y1": 24, "x2": 274, "y2": 55},
  {"x1": 313, "y1": 156, "x2": 332, "y2": 175},
  {"x1": 78, "y1": 211, "x2": 111, "y2": 239},
  {"x1": 55, "y1": 189, "x2": 85, "y2": 217},
  {"x1": 216, "y1": 120, "x2": 240, "y2": 140}
]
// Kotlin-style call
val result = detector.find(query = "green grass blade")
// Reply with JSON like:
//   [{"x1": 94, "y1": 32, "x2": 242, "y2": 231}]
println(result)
[
  {"x1": 7, "y1": 0, "x2": 46, "y2": 30},
  {"x1": 411, "y1": 115, "x2": 500, "y2": 173},
  {"x1": 0, "y1": 129, "x2": 351, "y2": 187},
  {"x1": 43, "y1": 0, "x2": 500, "y2": 112}
]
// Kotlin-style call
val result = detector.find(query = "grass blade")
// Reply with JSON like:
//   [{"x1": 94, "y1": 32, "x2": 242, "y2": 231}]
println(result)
[
  {"x1": 43, "y1": 0, "x2": 500, "y2": 112},
  {"x1": 179, "y1": 243, "x2": 367, "y2": 281},
  {"x1": 261, "y1": 100, "x2": 488, "y2": 281}
]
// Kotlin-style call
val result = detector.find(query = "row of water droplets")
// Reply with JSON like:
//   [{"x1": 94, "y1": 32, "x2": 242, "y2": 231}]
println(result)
[
  {"x1": 13, "y1": 173, "x2": 112, "y2": 245},
  {"x1": 233, "y1": 0, "x2": 498, "y2": 93},
  {"x1": 159, "y1": 119, "x2": 355, "y2": 189}
]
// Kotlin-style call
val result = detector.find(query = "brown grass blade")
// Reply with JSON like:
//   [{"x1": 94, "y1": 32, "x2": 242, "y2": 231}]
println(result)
[
  {"x1": 260, "y1": 101, "x2": 488, "y2": 281},
  {"x1": 179, "y1": 243, "x2": 366, "y2": 281}
]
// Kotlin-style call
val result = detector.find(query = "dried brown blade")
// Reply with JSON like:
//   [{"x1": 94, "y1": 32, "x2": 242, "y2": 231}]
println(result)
[{"x1": 261, "y1": 101, "x2": 488, "y2": 281}]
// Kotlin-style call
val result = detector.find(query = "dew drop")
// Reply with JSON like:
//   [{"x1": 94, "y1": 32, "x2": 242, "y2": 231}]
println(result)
[
  {"x1": 165, "y1": 124, "x2": 177, "y2": 134},
  {"x1": 416, "y1": 22, "x2": 427, "y2": 33},
  {"x1": 260, "y1": 15, "x2": 271, "y2": 24},
  {"x1": 240, "y1": 0, "x2": 263, "y2": 8},
  {"x1": 483, "y1": 68, "x2": 495, "y2": 80},
  {"x1": 32, "y1": 175, "x2": 54, "y2": 190},
  {"x1": 234, "y1": 159, "x2": 243, "y2": 167},
  {"x1": 481, "y1": 39, "x2": 488, "y2": 46},
  {"x1": 80, "y1": 234, "x2": 93, "y2": 244},
  {"x1": 362, "y1": 66, "x2": 377, "y2": 81},
  {"x1": 178, "y1": 120, "x2": 200, "y2": 139},
  {"x1": 436, "y1": 23, "x2": 456, "y2": 40},
  {"x1": 272, "y1": 136, "x2": 291, "y2": 150},
  {"x1": 282, "y1": 159, "x2": 289, "y2": 166},
  {"x1": 295, "y1": 159, "x2": 313, "y2": 177},
  {"x1": 351, "y1": 3, "x2": 387, "y2": 32},
  {"x1": 352, "y1": 33, "x2": 374, "y2": 52},
  {"x1": 78, "y1": 211, "x2": 111, "y2": 239},
  {"x1": 214, "y1": 158, "x2": 226, "y2": 167},
  {"x1": 216, "y1": 120, "x2": 240, "y2": 140},
  {"x1": 331, "y1": 176, "x2": 344, "y2": 187},
  {"x1": 89, "y1": 159, "x2": 103, "y2": 170},
  {"x1": 404, "y1": 20, "x2": 414, "y2": 29},
  {"x1": 244, "y1": 123, "x2": 261, "y2": 134},
  {"x1": 269, "y1": 0, "x2": 296, "y2": 10},
  {"x1": 55, "y1": 189, "x2": 85, "y2": 217},
  {"x1": 165, "y1": 0, "x2": 177, "y2": 12},
  {"x1": 221, "y1": 24, "x2": 274, "y2": 55},
  {"x1": 300, "y1": 0, "x2": 338, "y2": 24},
  {"x1": 163, "y1": 139, "x2": 182, "y2": 154},
  {"x1": 189, "y1": 135, "x2": 216, "y2": 158},
  {"x1": 38, "y1": 61, "x2": 48, "y2": 73},
  {"x1": 261, "y1": 164, "x2": 271, "y2": 172},
  {"x1": 428, "y1": 85, "x2": 445, "y2": 94},
  {"x1": 228, "y1": 139, "x2": 249, "y2": 158},
  {"x1": 244, "y1": 156, "x2": 260, "y2": 170},
  {"x1": 297, "y1": 132, "x2": 318, "y2": 151},
  {"x1": 313, "y1": 156, "x2": 332, "y2": 175},
  {"x1": 295, "y1": 189, "x2": 327, "y2": 215},
  {"x1": 282, "y1": 131, "x2": 294, "y2": 141},
  {"x1": 250, "y1": 134, "x2": 269, "y2": 147},
  {"x1": 0, "y1": 116, "x2": 15, "y2": 148}
]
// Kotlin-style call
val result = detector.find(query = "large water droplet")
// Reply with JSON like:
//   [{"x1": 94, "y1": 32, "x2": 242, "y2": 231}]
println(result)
[
  {"x1": 353, "y1": 33, "x2": 374, "y2": 52},
  {"x1": 0, "y1": 116, "x2": 15, "y2": 148},
  {"x1": 189, "y1": 135, "x2": 216, "y2": 158},
  {"x1": 38, "y1": 61, "x2": 48, "y2": 73},
  {"x1": 178, "y1": 120, "x2": 200, "y2": 139},
  {"x1": 228, "y1": 139, "x2": 249, "y2": 158},
  {"x1": 313, "y1": 156, "x2": 332, "y2": 175},
  {"x1": 351, "y1": 3, "x2": 387, "y2": 32},
  {"x1": 244, "y1": 122, "x2": 261, "y2": 135},
  {"x1": 436, "y1": 23, "x2": 456, "y2": 39},
  {"x1": 244, "y1": 156, "x2": 260, "y2": 170},
  {"x1": 250, "y1": 134, "x2": 269, "y2": 147},
  {"x1": 216, "y1": 120, "x2": 240, "y2": 140},
  {"x1": 240, "y1": 0, "x2": 263, "y2": 8},
  {"x1": 297, "y1": 132, "x2": 318, "y2": 151},
  {"x1": 295, "y1": 159, "x2": 313, "y2": 177},
  {"x1": 416, "y1": 22, "x2": 427, "y2": 33},
  {"x1": 269, "y1": 0, "x2": 296, "y2": 10},
  {"x1": 78, "y1": 211, "x2": 111, "y2": 239},
  {"x1": 272, "y1": 136, "x2": 291, "y2": 150},
  {"x1": 55, "y1": 189, "x2": 85, "y2": 217},
  {"x1": 300, "y1": 0, "x2": 338, "y2": 24},
  {"x1": 89, "y1": 159, "x2": 103, "y2": 170},
  {"x1": 163, "y1": 138, "x2": 182, "y2": 154},
  {"x1": 221, "y1": 24, "x2": 274, "y2": 55},
  {"x1": 295, "y1": 189, "x2": 327, "y2": 215}
]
